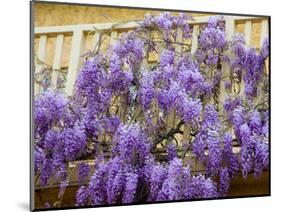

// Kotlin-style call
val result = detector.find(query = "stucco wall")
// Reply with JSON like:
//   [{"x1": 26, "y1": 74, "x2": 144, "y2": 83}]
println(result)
[{"x1": 34, "y1": 2, "x2": 209, "y2": 27}]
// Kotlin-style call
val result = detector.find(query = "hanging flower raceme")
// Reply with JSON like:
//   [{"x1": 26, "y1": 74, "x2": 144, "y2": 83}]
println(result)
[
  {"x1": 76, "y1": 55, "x2": 112, "y2": 112},
  {"x1": 34, "y1": 90, "x2": 69, "y2": 137},
  {"x1": 84, "y1": 157, "x2": 139, "y2": 205},
  {"x1": 112, "y1": 32, "x2": 144, "y2": 69},
  {"x1": 206, "y1": 130, "x2": 222, "y2": 176},
  {"x1": 144, "y1": 159, "x2": 168, "y2": 201},
  {"x1": 261, "y1": 37, "x2": 269, "y2": 59},
  {"x1": 222, "y1": 132, "x2": 239, "y2": 177},
  {"x1": 108, "y1": 53, "x2": 133, "y2": 94},
  {"x1": 219, "y1": 167, "x2": 230, "y2": 196},
  {"x1": 111, "y1": 123, "x2": 151, "y2": 166},
  {"x1": 139, "y1": 70, "x2": 155, "y2": 111},
  {"x1": 176, "y1": 95, "x2": 202, "y2": 124},
  {"x1": 243, "y1": 48, "x2": 265, "y2": 98},
  {"x1": 197, "y1": 16, "x2": 227, "y2": 66},
  {"x1": 141, "y1": 12, "x2": 192, "y2": 40},
  {"x1": 230, "y1": 105, "x2": 269, "y2": 178},
  {"x1": 202, "y1": 104, "x2": 221, "y2": 130},
  {"x1": 177, "y1": 56, "x2": 204, "y2": 96},
  {"x1": 157, "y1": 158, "x2": 187, "y2": 201},
  {"x1": 193, "y1": 104, "x2": 224, "y2": 176}
]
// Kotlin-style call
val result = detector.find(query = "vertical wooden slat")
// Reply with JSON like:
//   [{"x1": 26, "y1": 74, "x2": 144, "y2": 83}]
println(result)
[
  {"x1": 151, "y1": 100, "x2": 158, "y2": 126},
  {"x1": 176, "y1": 26, "x2": 193, "y2": 154},
  {"x1": 110, "y1": 31, "x2": 127, "y2": 123},
  {"x1": 138, "y1": 30, "x2": 160, "y2": 126},
  {"x1": 92, "y1": 31, "x2": 101, "y2": 53},
  {"x1": 38, "y1": 35, "x2": 48, "y2": 61},
  {"x1": 244, "y1": 20, "x2": 252, "y2": 47},
  {"x1": 255, "y1": 19, "x2": 269, "y2": 105},
  {"x1": 219, "y1": 18, "x2": 235, "y2": 114},
  {"x1": 191, "y1": 25, "x2": 199, "y2": 54},
  {"x1": 260, "y1": 19, "x2": 269, "y2": 48},
  {"x1": 174, "y1": 27, "x2": 183, "y2": 130},
  {"x1": 225, "y1": 18, "x2": 236, "y2": 43},
  {"x1": 65, "y1": 30, "x2": 86, "y2": 96},
  {"x1": 141, "y1": 32, "x2": 149, "y2": 69},
  {"x1": 175, "y1": 27, "x2": 183, "y2": 54},
  {"x1": 182, "y1": 123, "x2": 191, "y2": 159},
  {"x1": 110, "y1": 31, "x2": 118, "y2": 46},
  {"x1": 166, "y1": 27, "x2": 183, "y2": 130},
  {"x1": 51, "y1": 34, "x2": 64, "y2": 89},
  {"x1": 240, "y1": 20, "x2": 252, "y2": 97},
  {"x1": 110, "y1": 31, "x2": 122, "y2": 121},
  {"x1": 35, "y1": 35, "x2": 48, "y2": 94},
  {"x1": 140, "y1": 31, "x2": 159, "y2": 126}
]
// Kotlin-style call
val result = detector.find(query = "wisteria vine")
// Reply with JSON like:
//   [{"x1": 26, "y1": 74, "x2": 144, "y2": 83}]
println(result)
[{"x1": 34, "y1": 12, "x2": 269, "y2": 208}]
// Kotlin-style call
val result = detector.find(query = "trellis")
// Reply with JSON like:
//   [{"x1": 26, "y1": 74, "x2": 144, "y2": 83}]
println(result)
[
  {"x1": 34, "y1": 14, "x2": 268, "y2": 138},
  {"x1": 34, "y1": 15, "x2": 269, "y2": 94}
]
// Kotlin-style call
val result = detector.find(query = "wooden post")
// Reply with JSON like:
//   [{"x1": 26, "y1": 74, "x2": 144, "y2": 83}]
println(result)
[
  {"x1": 35, "y1": 35, "x2": 47, "y2": 95},
  {"x1": 219, "y1": 18, "x2": 235, "y2": 115},
  {"x1": 109, "y1": 31, "x2": 127, "y2": 123},
  {"x1": 182, "y1": 123, "x2": 191, "y2": 159},
  {"x1": 51, "y1": 34, "x2": 64, "y2": 89},
  {"x1": 244, "y1": 21, "x2": 252, "y2": 48},
  {"x1": 260, "y1": 19, "x2": 269, "y2": 76},
  {"x1": 191, "y1": 25, "x2": 199, "y2": 54},
  {"x1": 255, "y1": 19, "x2": 269, "y2": 105},
  {"x1": 240, "y1": 20, "x2": 252, "y2": 98},
  {"x1": 65, "y1": 30, "x2": 86, "y2": 96},
  {"x1": 180, "y1": 25, "x2": 200, "y2": 154},
  {"x1": 92, "y1": 31, "x2": 101, "y2": 54},
  {"x1": 166, "y1": 27, "x2": 183, "y2": 131}
]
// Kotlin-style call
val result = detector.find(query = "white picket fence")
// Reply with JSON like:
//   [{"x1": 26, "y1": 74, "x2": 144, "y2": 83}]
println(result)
[{"x1": 34, "y1": 15, "x2": 269, "y2": 96}]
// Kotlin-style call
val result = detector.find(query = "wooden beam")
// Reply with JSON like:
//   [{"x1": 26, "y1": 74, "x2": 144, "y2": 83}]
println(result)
[
  {"x1": 65, "y1": 30, "x2": 86, "y2": 96},
  {"x1": 51, "y1": 34, "x2": 64, "y2": 89},
  {"x1": 34, "y1": 16, "x2": 263, "y2": 35},
  {"x1": 191, "y1": 25, "x2": 199, "y2": 54}
]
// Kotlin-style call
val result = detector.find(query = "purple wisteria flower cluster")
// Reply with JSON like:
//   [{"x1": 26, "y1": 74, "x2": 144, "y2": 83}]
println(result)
[{"x1": 34, "y1": 13, "x2": 269, "y2": 208}]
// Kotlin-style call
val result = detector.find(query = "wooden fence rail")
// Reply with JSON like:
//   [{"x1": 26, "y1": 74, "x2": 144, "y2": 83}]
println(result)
[{"x1": 34, "y1": 15, "x2": 268, "y2": 95}]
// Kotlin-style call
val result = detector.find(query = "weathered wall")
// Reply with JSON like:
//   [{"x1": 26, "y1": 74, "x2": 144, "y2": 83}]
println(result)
[{"x1": 34, "y1": 2, "x2": 208, "y2": 27}]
